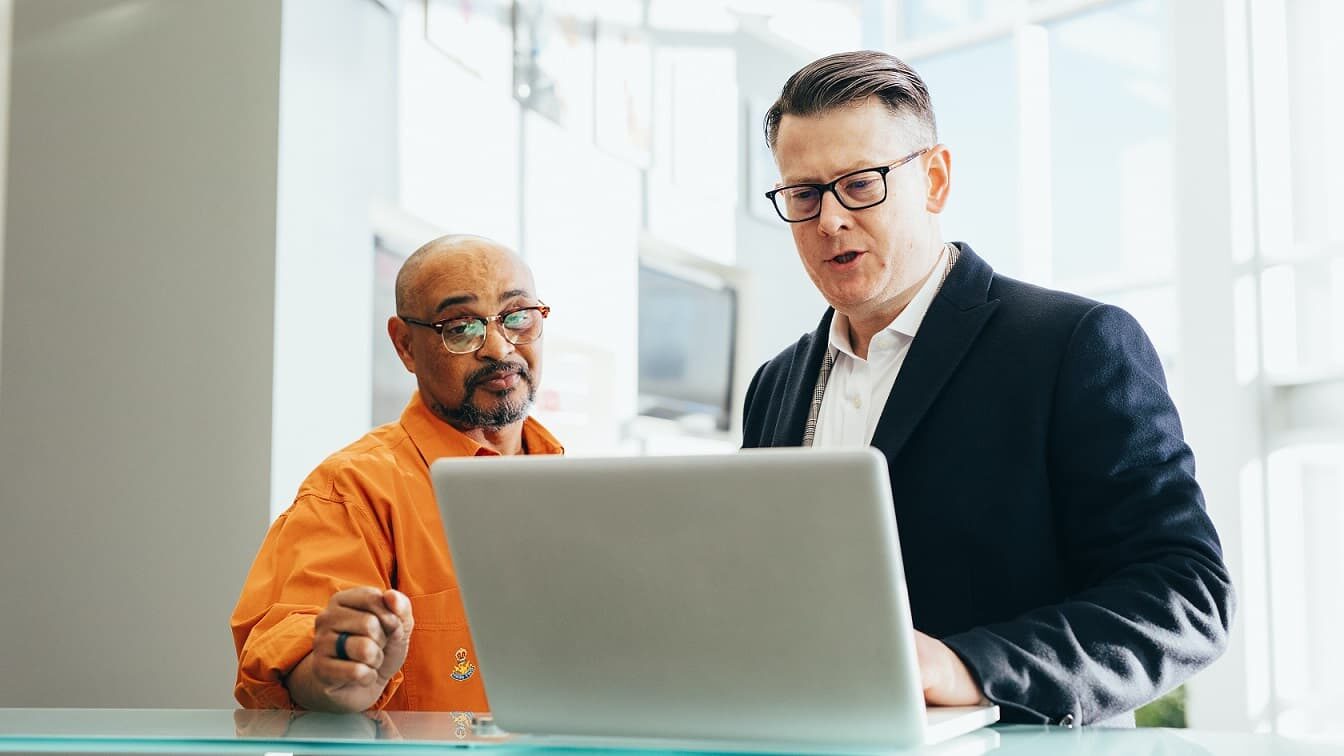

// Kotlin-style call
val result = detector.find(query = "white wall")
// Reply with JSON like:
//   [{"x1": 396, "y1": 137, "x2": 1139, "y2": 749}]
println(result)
[
  {"x1": 735, "y1": 214, "x2": 826, "y2": 374},
  {"x1": 733, "y1": 32, "x2": 827, "y2": 375},
  {"x1": 1170, "y1": 0, "x2": 1259, "y2": 731},
  {"x1": 0, "y1": 0, "x2": 282, "y2": 707},
  {"x1": 269, "y1": 0, "x2": 398, "y2": 518},
  {"x1": 398, "y1": 0, "x2": 520, "y2": 249}
]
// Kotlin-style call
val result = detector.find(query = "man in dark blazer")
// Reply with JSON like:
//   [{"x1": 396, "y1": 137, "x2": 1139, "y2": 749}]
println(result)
[{"x1": 743, "y1": 51, "x2": 1233, "y2": 727}]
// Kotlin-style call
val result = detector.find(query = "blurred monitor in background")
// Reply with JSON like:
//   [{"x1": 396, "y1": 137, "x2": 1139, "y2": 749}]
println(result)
[{"x1": 638, "y1": 264, "x2": 737, "y2": 431}]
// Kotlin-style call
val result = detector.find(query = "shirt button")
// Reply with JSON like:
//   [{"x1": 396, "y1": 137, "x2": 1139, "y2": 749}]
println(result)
[{"x1": 851, "y1": 396, "x2": 862, "y2": 409}]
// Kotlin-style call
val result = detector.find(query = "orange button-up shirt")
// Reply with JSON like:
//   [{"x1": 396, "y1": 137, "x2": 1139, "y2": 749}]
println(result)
[{"x1": 231, "y1": 392, "x2": 563, "y2": 711}]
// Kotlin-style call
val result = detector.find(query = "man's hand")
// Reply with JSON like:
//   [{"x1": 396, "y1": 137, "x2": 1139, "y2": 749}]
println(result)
[
  {"x1": 286, "y1": 587, "x2": 415, "y2": 713},
  {"x1": 914, "y1": 630, "x2": 985, "y2": 707}
]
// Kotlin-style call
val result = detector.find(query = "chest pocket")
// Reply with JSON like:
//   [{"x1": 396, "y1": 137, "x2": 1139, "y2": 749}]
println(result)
[{"x1": 402, "y1": 587, "x2": 490, "y2": 712}]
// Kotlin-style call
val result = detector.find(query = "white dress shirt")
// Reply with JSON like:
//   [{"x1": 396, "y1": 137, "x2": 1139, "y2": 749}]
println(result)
[{"x1": 813, "y1": 248, "x2": 949, "y2": 448}]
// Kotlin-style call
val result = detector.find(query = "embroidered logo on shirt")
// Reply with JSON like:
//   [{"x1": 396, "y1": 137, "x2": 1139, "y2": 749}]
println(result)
[{"x1": 450, "y1": 647, "x2": 476, "y2": 681}]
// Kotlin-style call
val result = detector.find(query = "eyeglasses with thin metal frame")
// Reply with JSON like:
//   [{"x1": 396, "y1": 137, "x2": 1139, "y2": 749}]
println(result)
[
  {"x1": 764, "y1": 147, "x2": 930, "y2": 223},
  {"x1": 400, "y1": 303, "x2": 550, "y2": 354}
]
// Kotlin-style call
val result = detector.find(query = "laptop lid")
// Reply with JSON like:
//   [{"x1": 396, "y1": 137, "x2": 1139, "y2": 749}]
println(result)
[{"x1": 431, "y1": 448, "x2": 994, "y2": 750}]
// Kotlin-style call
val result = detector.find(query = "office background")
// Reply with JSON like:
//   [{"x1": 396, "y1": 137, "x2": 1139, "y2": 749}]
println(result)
[{"x1": 0, "y1": 0, "x2": 1340, "y2": 741}]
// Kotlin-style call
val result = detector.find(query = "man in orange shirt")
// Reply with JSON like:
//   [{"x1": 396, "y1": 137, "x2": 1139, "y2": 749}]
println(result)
[{"x1": 231, "y1": 235, "x2": 563, "y2": 713}]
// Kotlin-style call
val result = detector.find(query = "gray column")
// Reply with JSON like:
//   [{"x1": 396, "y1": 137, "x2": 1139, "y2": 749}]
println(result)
[{"x1": 0, "y1": 0, "x2": 282, "y2": 708}]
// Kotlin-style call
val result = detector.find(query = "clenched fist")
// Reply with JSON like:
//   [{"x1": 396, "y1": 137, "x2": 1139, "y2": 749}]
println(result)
[{"x1": 286, "y1": 587, "x2": 415, "y2": 713}]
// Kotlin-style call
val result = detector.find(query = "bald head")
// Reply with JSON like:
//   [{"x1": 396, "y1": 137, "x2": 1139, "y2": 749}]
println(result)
[
  {"x1": 388, "y1": 234, "x2": 544, "y2": 437},
  {"x1": 394, "y1": 234, "x2": 532, "y2": 316}
]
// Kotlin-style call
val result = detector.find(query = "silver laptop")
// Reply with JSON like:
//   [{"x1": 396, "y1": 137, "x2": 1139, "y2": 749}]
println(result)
[{"x1": 431, "y1": 448, "x2": 998, "y2": 752}]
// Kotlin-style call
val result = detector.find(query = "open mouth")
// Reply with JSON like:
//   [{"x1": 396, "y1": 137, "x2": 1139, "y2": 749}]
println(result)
[{"x1": 827, "y1": 251, "x2": 864, "y2": 265}]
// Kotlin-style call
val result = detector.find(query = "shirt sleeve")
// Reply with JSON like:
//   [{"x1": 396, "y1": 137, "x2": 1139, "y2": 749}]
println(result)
[
  {"x1": 941, "y1": 303, "x2": 1235, "y2": 725},
  {"x1": 230, "y1": 483, "x2": 405, "y2": 710}
]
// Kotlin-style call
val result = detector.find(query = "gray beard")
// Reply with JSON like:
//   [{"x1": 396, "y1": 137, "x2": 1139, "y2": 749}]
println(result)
[{"x1": 431, "y1": 379, "x2": 537, "y2": 431}]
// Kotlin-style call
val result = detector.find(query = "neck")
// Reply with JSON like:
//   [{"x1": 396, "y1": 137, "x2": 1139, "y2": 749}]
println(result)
[
  {"x1": 844, "y1": 244, "x2": 946, "y2": 359},
  {"x1": 460, "y1": 423, "x2": 526, "y2": 455}
]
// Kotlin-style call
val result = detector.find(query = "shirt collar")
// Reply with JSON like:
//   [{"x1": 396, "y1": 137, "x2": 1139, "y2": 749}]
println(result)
[
  {"x1": 827, "y1": 245, "x2": 948, "y2": 359},
  {"x1": 399, "y1": 390, "x2": 565, "y2": 464}
]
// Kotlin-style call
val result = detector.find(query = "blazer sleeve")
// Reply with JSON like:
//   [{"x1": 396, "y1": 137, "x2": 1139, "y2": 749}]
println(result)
[{"x1": 941, "y1": 303, "x2": 1235, "y2": 725}]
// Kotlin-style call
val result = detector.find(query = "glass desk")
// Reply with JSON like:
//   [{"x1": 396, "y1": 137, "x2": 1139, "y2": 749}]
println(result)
[{"x1": 0, "y1": 709, "x2": 1339, "y2": 755}]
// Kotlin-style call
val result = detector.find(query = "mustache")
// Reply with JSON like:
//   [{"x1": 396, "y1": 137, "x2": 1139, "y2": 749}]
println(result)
[{"x1": 466, "y1": 360, "x2": 533, "y2": 390}]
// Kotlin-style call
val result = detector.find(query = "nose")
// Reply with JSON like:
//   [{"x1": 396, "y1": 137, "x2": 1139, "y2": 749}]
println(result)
[
  {"x1": 815, "y1": 189, "x2": 852, "y2": 236},
  {"x1": 475, "y1": 321, "x2": 517, "y2": 362}
]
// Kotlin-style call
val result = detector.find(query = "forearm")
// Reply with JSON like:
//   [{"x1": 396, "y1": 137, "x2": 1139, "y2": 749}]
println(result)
[{"x1": 943, "y1": 554, "x2": 1233, "y2": 724}]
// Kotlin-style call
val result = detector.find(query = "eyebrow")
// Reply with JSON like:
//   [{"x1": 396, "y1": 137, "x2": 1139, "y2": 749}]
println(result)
[
  {"x1": 783, "y1": 161, "x2": 884, "y2": 186},
  {"x1": 433, "y1": 289, "x2": 534, "y2": 314},
  {"x1": 434, "y1": 294, "x2": 477, "y2": 314}
]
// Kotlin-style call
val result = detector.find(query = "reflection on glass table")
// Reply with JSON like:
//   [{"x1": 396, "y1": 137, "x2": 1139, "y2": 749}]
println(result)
[{"x1": 2, "y1": 709, "x2": 1343, "y2": 755}]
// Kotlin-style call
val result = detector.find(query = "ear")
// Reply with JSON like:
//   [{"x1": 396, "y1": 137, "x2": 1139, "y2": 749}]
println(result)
[
  {"x1": 387, "y1": 316, "x2": 417, "y2": 374},
  {"x1": 925, "y1": 144, "x2": 951, "y2": 214}
]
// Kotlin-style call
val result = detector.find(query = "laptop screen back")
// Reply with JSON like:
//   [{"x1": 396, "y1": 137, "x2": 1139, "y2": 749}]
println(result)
[{"x1": 432, "y1": 448, "x2": 928, "y2": 748}]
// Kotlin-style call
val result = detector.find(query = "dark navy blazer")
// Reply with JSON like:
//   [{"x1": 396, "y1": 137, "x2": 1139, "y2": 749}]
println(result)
[{"x1": 741, "y1": 243, "x2": 1234, "y2": 726}]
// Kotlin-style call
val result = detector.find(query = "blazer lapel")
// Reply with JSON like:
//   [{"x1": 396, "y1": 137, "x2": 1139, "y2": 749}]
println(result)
[
  {"x1": 870, "y1": 243, "x2": 1000, "y2": 459},
  {"x1": 774, "y1": 309, "x2": 834, "y2": 446}
]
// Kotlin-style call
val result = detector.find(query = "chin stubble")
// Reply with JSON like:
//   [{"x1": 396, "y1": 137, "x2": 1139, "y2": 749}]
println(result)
[{"x1": 429, "y1": 365, "x2": 537, "y2": 431}]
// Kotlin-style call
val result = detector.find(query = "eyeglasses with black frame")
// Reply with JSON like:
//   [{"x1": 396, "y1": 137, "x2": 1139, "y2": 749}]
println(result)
[
  {"x1": 764, "y1": 147, "x2": 930, "y2": 223},
  {"x1": 400, "y1": 303, "x2": 550, "y2": 354}
]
